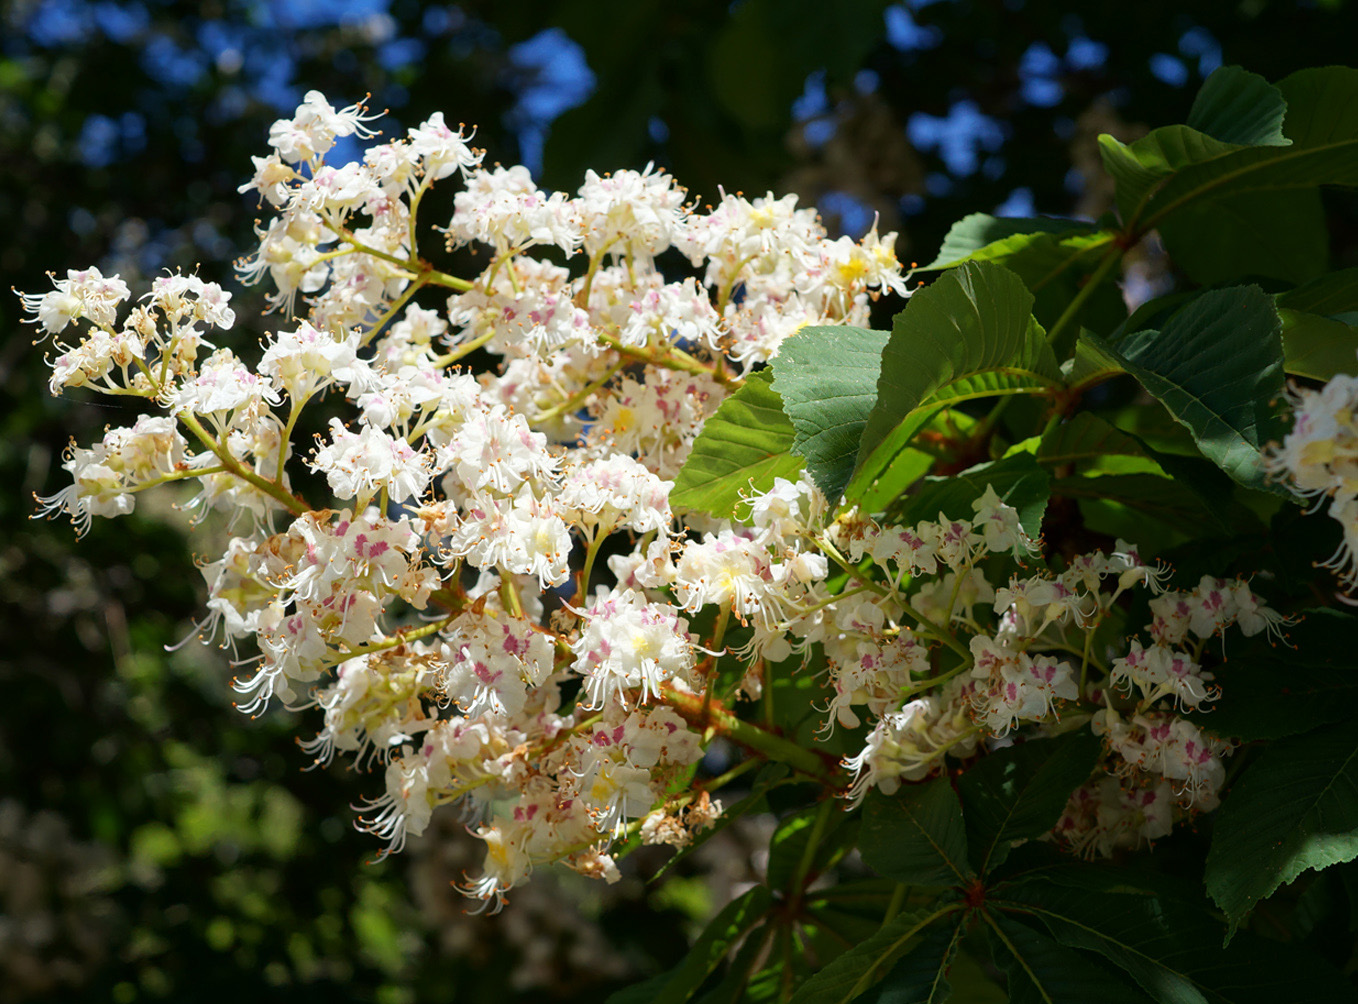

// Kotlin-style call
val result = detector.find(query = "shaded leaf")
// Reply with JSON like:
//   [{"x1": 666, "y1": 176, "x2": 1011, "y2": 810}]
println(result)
[
  {"x1": 1062, "y1": 331, "x2": 1124, "y2": 392},
  {"x1": 1054, "y1": 473, "x2": 1227, "y2": 538},
  {"x1": 1206, "y1": 720, "x2": 1358, "y2": 930},
  {"x1": 956, "y1": 731, "x2": 1101, "y2": 875},
  {"x1": 1157, "y1": 187, "x2": 1327, "y2": 285},
  {"x1": 1087, "y1": 286, "x2": 1287, "y2": 494},
  {"x1": 766, "y1": 804, "x2": 856, "y2": 893},
  {"x1": 997, "y1": 869, "x2": 1354, "y2": 1003},
  {"x1": 857, "y1": 921, "x2": 965, "y2": 1004},
  {"x1": 770, "y1": 324, "x2": 890, "y2": 502},
  {"x1": 788, "y1": 905, "x2": 964, "y2": 1004},
  {"x1": 1035, "y1": 413, "x2": 1149, "y2": 468},
  {"x1": 612, "y1": 885, "x2": 774, "y2": 1004},
  {"x1": 1277, "y1": 266, "x2": 1358, "y2": 316},
  {"x1": 1189, "y1": 608, "x2": 1358, "y2": 741},
  {"x1": 670, "y1": 369, "x2": 802, "y2": 518},
  {"x1": 860, "y1": 779, "x2": 973, "y2": 887},
  {"x1": 1279, "y1": 308, "x2": 1358, "y2": 382},
  {"x1": 989, "y1": 912, "x2": 1152, "y2": 1004},
  {"x1": 1186, "y1": 65, "x2": 1290, "y2": 147}
]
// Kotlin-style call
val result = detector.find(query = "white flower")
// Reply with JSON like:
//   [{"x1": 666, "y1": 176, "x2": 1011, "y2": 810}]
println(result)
[{"x1": 571, "y1": 588, "x2": 694, "y2": 709}]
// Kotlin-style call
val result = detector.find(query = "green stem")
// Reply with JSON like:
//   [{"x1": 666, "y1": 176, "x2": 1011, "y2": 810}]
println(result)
[
  {"x1": 578, "y1": 531, "x2": 605, "y2": 606},
  {"x1": 338, "y1": 230, "x2": 474, "y2": 292},
  {"x1": 597, "y1": 332, "x2": 740, "y2": 389},
  {"x1": 883, "y1": 882, "x2": 908, "y2": 924},
  {"x1": 980, "y1": 909, "x2": 1052, "y2": 1003},
  {"x1": 127, "y1": 466, "x2": 228, "y2": 491},
  {"x1": 532, "y1": 358, "x2": 625, "y2": 425},
  {"x1": 361, "y1": 273, "x2": 430, "y2": 348},
  {"x1": 789, "y1": 798, "x2": 836, "y2": 900},
  {"x1": 1044, "y1": 243, "x2": 1123, "y2": 355},
  {"x1": 178, "y1": 412, "x2": 309, "y2": 516},
  {"x1": 407, "y1": 175, "x2": 432, "y2": 259},
  {"x1": 276, "y1": 396, "x2": 307, "y2": 482},
  {"x1": 430, "y1": 327, "x2": 496, "y2": 369},
  {"x1": 332, "y1": 612, "x2": 457, "y2": 661},
  {"x1": 660, "y1": 685, "x2": 839, "y2": 785}
]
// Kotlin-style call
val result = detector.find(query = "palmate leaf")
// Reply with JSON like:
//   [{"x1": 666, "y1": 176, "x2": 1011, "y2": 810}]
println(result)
[
  {"x1": 788, "y1": 906, "x2": 965, "y2": 1004},
  {"x1": 848, "y1": 261, "x2": 1062, "y2": 511},
  {"x1": 1206, "y1": 720, "x2": 1358, "y2": 930},
  {"x1": 1085, "y1": 286, "x2": 1288, "y2": 495},
  {"x1": 955, "y1": 731, "x2": 1101, "y2": 875},
  {"x1": 669, "y1": 369, "x2": 803, "y2": 518},
  {"x1": 1099, "y1": 67, "x2": 1358, "y2": 285},
  {"x1": 995, "y1": 869, "x2": 1354, "y2": 1003},
  {"x1": 1188, "y1": 609, "x2": 1358, "y2": 741},
  {"x1": 859, "y1": 778, "x2": 972, "y2": 887},
  {"x1": 988, "y1": 912, "x2": 1152, "y2": 1004},
  {"x1": 605, "y1": 885, "x2": 774, "y2": 1004},
  {"x1": 770, "y1": 324, "x2": 889, "y2": 503}
]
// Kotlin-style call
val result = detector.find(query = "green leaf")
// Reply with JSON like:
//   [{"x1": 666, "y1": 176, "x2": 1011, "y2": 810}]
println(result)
[
  {"x1": 1101, "y1": 68, "x2": 1358, "y2": 283},
  {"x1": 1206, "y1": 720, "x2": 1358, "y2": 930},
  {"x1": 770, "y1": 324, "x2": 890, "y2": 502},
  {"x1": 1053, "y1": 473, "x2": 1228, "y2": 539},
  {"x1": 1099, "y1": 125, "x2": 1242, "y2": 226},
  {"x1": 1086, "y1": 286, "x2": 1287, "y2": 494},
  {"x1": 788, "y1": 906, "x2": 963, "y2": 1004},
  {"x1": 889, "y1": 452, "x2": 1051, "y2": 545},
  {"x1": 1189, "y1": 609, "x2": 1358, "y2": 741},
  {"x1": 860, "y1": 779, "x2": 973, "y2": 887},
  {"x1": 848, "y1": 261, "x2": 1062, "y2": 510},
  {"x1": 670, "y1": 369, "x2": 803, "y2": 518},
  {"x1": 857, "y1": 921, "x2": 965, "y2": 1004},
  {"x1": 1275, "y1": 269, "x2": 1358, "y2": 380},
  {"x1": 765, "y1": 804, "x2": 856, "y2": 892},
  {"x1": 607, "y1": 885, "x2": 774, "y2": 1004},
  {"x1": 1062, "y1": 331, "x2": 1124, "y2": 392},
  {"x1": 989, "y1": 912, "x2": 1153, "y2": 1004},
  {"x1": 997, "y1": 869, "x2": 1355, "y2": 1003},
  {"x1": 956, "y1": 731, "x2": 1102, "y2": 875},
  {"x1": 921, "y1": 216, "x2": 1122, "y2": 336},
  {"x1": 1276, "y1": 65, "x2": 1358, "y2": 148},
  {"x1": 1277, "y1": 266, "x2": 1358, "y2": 316},
  {"x1": 1110, "y1": 67, "x2": 1358, "y2": 238},
  {"x1": 1186, "y1": 65, "x2": 1290, "y2": 147},
  {"x1": 1157, "y1": 188, "x2": 1328, "y2": 285},
  {"x1": 1279, "y1": 308, "x2": 1358, "y2": 382},
  {"x1": 1035, "y1": 413, "x2": 1150, "y2": 468},
  {"x1": 923, "y1": 213, "x2": 1100, "y2": 270}
]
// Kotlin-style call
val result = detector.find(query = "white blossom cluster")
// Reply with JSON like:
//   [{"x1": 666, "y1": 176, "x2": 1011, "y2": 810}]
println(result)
[
  {"x1": 24, "y1": 91, "x2": 1288, "y2": 907},
  {"x1": 1267, "y1": 371, "x2": 1358, "y2": 596}
]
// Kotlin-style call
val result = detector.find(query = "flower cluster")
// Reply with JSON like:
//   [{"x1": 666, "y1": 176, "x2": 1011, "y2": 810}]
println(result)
[
  {"x1": 1267, "y1": 372, "x2": 1358, "y2": 595},
  {"x1": 25, "y1": 91, "x2": 1289, "y2": 908}
]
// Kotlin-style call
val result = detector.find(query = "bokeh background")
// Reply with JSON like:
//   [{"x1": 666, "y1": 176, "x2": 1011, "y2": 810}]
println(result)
[{"x1": 4, "y1": 1, "x2": 1358, "y2": 1000}]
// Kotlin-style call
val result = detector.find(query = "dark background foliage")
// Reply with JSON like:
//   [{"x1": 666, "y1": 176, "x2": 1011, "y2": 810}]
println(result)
[{"x1": 4, "y1": 1, "x2": 1357, "y2": 1000}]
